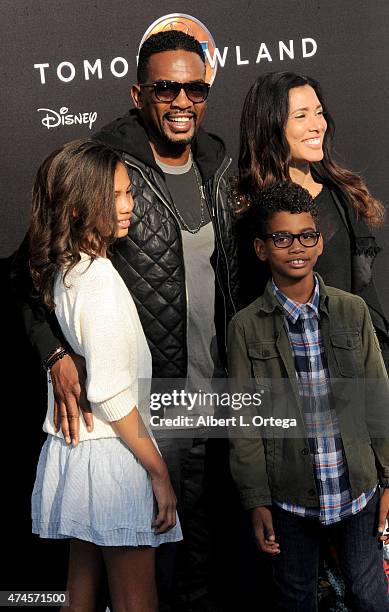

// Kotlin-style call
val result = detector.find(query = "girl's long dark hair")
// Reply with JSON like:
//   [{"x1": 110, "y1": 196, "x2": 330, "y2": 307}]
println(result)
[
  {"x1": 237, "y1": 71, "x2": 384, "y2": 225},
  {"x1": 29, "y1": 138, "x2": 122, "y2": 310}
]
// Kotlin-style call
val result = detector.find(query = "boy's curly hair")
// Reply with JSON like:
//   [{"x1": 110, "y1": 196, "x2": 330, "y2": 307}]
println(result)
[{"x1": 247, "y1": 181, "x2": 318, "y2": 239}]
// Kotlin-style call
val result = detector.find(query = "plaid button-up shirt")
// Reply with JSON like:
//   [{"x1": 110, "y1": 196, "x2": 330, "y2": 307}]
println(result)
[{"x1": 272, "y1": 275, "x2": 375, "y2": 525}]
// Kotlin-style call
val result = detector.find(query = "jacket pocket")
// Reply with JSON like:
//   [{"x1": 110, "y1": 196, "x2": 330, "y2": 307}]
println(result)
[
  {"x1": 248, "y1": 342, "x2": 279, "y2": 386},
  {"x1": 330, "y1": 331, "x2": 363, "y2": 377}
]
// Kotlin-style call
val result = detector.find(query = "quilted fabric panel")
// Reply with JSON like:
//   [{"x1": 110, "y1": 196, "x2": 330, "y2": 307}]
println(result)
[{"x1": 110, "y1": 168, "x2": 187, "y2": 379}]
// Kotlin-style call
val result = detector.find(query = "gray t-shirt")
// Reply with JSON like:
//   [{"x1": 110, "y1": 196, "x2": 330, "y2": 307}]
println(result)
[
  {"x1": 156, "y1": 157, "x2": 223, "y2": 392},
  {"x1": 156, "y1": 156, "x2": 210, "y2": 230}
]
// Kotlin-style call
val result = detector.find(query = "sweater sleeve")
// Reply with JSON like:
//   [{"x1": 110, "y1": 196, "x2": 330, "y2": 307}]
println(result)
[{"x1": 76, "y1": 262, "x2": 139, "y2": 422}]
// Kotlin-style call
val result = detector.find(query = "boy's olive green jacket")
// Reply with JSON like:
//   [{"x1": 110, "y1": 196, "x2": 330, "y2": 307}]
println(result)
[{"x1": 228, "y1": 275, "x2": 389, "y2": 510}]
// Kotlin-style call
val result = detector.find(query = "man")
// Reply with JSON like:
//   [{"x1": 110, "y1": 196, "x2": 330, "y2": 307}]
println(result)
[{"x1": 12, "y1": 31, "x2": 240, "y2": 611}]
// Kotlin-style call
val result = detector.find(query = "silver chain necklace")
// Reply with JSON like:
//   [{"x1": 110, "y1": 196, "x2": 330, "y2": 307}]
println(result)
[{"x1": 170, "y1": 154, "x2": 206, "y2": 234}]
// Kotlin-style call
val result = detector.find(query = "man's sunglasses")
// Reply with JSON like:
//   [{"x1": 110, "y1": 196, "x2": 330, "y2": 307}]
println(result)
[
  {"x1": 264, "y1": 231, "x2": 321, "y2": 248},
  {"x1": 139, "y1": 80, "x2": 210, "y2": 103}
]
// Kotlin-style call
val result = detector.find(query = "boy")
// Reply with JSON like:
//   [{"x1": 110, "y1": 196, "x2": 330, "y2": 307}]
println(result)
[{"x1": 228, "y1": 182, "x2": 389, "y2": 611}]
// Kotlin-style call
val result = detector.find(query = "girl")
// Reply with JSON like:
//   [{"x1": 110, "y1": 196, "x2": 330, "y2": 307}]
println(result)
[
  {"x1": 29, "y1": 139, "x2": 182, "y2": 612},
  {"x1": 234, "y1": 71, "x2": 389, "y2": 365}
]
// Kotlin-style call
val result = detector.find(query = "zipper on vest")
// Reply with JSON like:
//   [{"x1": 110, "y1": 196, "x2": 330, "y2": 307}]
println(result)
[
  {"x1": 215, "y1": 158, "x2": 236, "y2": 314},
  {"x1": 213, "y1": 157, "x2": 237, "y2": 363}
]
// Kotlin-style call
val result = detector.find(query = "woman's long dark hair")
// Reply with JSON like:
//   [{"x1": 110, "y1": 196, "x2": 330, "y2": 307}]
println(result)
[
  {"x1": 237, "y1": 71, "x2": 384, "y2": 225},
  {"x1": 29, "y1": 138, "x2": 122, "y2": 310}
]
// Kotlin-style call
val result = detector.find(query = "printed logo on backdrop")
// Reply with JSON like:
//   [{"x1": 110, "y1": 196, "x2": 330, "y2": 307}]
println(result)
[
  {"x1": 33, "y1": 13, "x2": 318, "y2": 130},
  {"x1": 37, "y1": 106, "x2": 97, "y2": 130},
  {"x1": 33, "y1": 17, "x2": 318, "y2": 87},
  {"x1": 139, "y1": 14, "x2": 217, "y2": 84},
  {"x1": 138, "y1": 14, "x2": 317, "y2": 80}
]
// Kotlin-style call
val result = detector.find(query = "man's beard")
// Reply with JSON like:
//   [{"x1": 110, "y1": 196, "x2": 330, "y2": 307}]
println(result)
[
  {"x1": 161, "y1": 111, "x2": 197, "y2": 147},
  {"x1": 162, "y1": 133, "x2": 194, "y2": 146},
  {"x1": 161, "y1": 126, "x2": 196, "y2": 148}
]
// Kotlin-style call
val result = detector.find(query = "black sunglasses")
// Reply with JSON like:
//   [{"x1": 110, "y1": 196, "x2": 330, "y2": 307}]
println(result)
[
  {"x1": 139, "y1": 80, "x2": 210, "y2": 103},
  {"x1": 264, "y1": 231, "x2": 321, "y2": 248}
]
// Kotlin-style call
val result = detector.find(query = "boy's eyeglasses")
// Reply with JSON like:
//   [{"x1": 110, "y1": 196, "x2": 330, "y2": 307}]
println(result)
[
  {"x1": 264, "y1": 231, "x2": 321, "y2": 248},
  {"x1": 139, "y1": 80, "x2": 210, "y2": 103}
]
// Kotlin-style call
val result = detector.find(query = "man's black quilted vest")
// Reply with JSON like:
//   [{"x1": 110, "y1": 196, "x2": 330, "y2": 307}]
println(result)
[{"x1": 94, "y1": 111, "x2": 240, "y2": 378}]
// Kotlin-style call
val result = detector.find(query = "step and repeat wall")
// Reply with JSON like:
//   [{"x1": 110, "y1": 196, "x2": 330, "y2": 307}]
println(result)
[
  {"x1": 1, "y1": 0, "x2": 388, "y2": 591},
  {"x1": 1, "y1": 0, "x2": 388, "y2": 295}
]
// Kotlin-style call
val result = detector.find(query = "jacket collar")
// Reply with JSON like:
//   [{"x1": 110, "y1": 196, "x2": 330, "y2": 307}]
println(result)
[{"x1": 93, "y1": 108, "x2": 227, "y2": 182}]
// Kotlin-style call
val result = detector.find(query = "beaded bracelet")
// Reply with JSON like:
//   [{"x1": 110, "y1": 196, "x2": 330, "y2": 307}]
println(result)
[
  {"x1": 46, "y1": 350, "x2": 68, "y2": 383},
  {"x1": 43, "y1": 346, "x2": 68, "y2": 372}
]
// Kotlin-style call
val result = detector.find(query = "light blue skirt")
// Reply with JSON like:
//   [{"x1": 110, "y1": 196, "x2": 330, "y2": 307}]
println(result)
[{"x1": 32, "y1": 435, "x2": 183, "y2": 547}]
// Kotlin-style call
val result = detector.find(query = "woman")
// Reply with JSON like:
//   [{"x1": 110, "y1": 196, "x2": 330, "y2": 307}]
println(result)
[
  {"x1": 29, "y1": 139, "x2": 182, "y2": 612},
  {"x1": 234, "y1": 71, "x2": 389, "y2": 365}
]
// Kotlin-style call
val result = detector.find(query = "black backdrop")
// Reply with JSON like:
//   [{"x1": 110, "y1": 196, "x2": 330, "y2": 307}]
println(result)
[
  {"x1": 1, "y1": 0, "x2": 388, "y2": 600},
  {"x1": 2, "y1": 0, "x2": 389, "y2": 304}
]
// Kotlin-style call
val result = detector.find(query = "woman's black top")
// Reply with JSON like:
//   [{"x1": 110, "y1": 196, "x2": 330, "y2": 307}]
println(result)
[{"x1": 314, "y1": 184, "x2": 352, "y2": 292}]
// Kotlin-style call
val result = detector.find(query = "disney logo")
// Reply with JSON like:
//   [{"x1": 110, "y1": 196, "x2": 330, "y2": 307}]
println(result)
[{"x1": 37, "y1": 106, "x2": 97, "y2": 130}]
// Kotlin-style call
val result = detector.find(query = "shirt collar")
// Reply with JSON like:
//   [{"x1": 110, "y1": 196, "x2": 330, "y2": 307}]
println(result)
[{"x1": 272, "y1": 275, "x2": 320, "y2": 323}]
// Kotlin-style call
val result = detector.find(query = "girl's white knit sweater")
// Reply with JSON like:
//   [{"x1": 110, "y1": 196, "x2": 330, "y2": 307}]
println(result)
[{"x1": 43, "y1": 253, "x2": 152, "y2": 441}]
